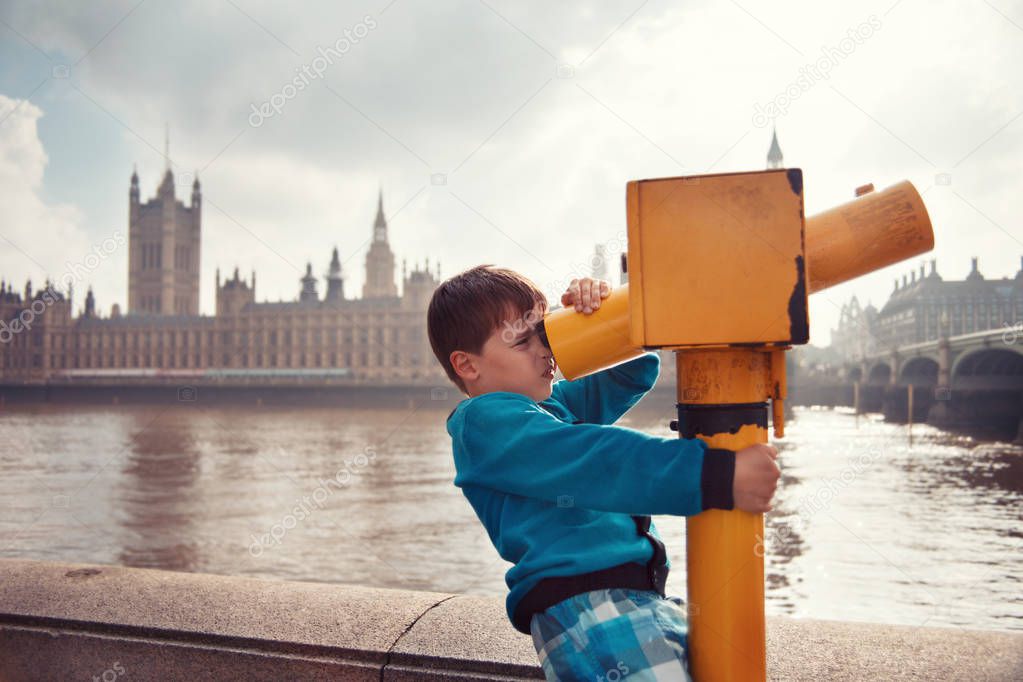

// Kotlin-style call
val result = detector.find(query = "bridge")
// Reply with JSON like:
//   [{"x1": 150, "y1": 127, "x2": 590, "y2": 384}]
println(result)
[{"x1": 843, "y1": 326, "x2": 1023, "y2": 440}]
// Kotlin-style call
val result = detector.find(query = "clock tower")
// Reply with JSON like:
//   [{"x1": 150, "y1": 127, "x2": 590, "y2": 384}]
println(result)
[{"x1": 362, "y1": 189, "x2": 398, "y2": 299}]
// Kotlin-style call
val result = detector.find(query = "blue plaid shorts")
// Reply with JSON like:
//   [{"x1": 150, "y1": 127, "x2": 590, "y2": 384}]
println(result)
[{"x1": 529, "y1": 587, "x2": 692, "y2": 681}]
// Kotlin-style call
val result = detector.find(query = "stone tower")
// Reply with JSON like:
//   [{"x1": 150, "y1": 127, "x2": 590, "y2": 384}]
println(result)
[
  {"x1": 300, "y1": 263, "x2": 319, "y2": 303},
  {"x1": 766, "y1": 126, "x2": 784, "y2": 169},
  {"x1": 128, "y1": 148, "x2": 201, "y2": 315},
  {"x1": 325, "y1": 247, "x2": 345, "y2": 302},
  {"x1": 362, "y1": 189, "x2": 397, "y2": 299}
]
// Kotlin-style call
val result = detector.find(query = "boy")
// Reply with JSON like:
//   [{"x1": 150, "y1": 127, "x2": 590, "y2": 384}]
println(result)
[{"x1": 427, "y1": 265, "x2": 780, "y2": 681}]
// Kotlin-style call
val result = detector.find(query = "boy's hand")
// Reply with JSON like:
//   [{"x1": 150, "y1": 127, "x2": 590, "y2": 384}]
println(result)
[
  {"x1": 561, "y1": 278, "x2": 611, "y2": 314},
  {"x1": 732, "y1": 444, "x2": 780, "y2": 513}
]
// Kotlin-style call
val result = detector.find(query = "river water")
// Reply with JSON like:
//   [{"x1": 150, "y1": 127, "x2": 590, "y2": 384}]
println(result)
[{"x1": 1, "y1": 401, "x2": 1020, "y2": 632}]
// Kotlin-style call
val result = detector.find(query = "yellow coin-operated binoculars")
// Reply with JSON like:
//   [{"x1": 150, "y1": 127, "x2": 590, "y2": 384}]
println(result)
[{"x1": 539, "y1": 169, "x2": 933, "y2": 681}]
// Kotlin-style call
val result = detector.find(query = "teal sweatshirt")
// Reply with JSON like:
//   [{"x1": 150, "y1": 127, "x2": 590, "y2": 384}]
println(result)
[{"x1": 445, "y1": 352, "x2": 735, "y2": 633}]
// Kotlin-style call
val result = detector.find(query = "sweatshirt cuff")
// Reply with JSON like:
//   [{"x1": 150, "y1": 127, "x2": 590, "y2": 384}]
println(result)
[{"x1": 700, "y1": 448, "x2": 736, "y2": 510}]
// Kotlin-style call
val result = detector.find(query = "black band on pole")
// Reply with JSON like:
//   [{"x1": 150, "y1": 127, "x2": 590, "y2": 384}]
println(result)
[{"x1": 675, "y1": 401, "x2": 768, "y2": 438}]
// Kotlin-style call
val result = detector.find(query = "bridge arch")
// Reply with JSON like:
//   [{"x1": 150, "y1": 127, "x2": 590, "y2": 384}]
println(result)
[
  {"x1": 899, "y1": 356, "x2": 939, "y2": 386},
  {"x1": 867, "y1": 363, "x2": 891, "y2": 385},
  {"x1": 950, "y1": 347, "x2": 1023, "y2": 391}
]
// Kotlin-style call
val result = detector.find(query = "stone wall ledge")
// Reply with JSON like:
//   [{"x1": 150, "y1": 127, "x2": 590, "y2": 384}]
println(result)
[{"x1": 1, "y1": 558, "x2": 1020, "y2": 681}]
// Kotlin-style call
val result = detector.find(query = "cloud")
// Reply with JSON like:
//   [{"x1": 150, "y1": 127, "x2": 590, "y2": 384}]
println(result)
[
  {"x1": 1, "y1": 0, "x2": 1021, "y2": 344},
  {"x1": 0, "y1": 94, "x2": 95, "y2": 303}
]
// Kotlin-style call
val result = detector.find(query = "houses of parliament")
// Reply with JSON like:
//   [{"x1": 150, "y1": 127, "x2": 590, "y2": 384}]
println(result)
[{"x1": 0, "y1": 165, "x2": 446, "y2": 386}]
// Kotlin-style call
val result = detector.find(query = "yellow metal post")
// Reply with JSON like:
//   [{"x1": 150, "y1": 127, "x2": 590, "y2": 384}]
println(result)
[
  {"x1": 675, "y1": 347, "x2": 781, "y2": 681},
  {"x1": 908, "y1": 383, "x2": 914, "y2": 445}
]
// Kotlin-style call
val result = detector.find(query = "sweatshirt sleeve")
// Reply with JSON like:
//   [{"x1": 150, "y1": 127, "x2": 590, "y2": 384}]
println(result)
[
  {"x1": 452, "y1": 391, "x2": 735, "y2": 516},
  {"x1": 550, "y1": 352, "x2": 662, "y2": 425}
]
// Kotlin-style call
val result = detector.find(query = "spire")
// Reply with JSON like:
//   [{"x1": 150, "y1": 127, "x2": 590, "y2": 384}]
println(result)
[
  {"x1": 84, "y1": 286, "x2": 95, "y2": 317},
  {"x1": 767, "y1": 125, "x2": 784, "y2": 169},
  {"x1": 373, "y1": 187, "x2": 387, "y2": 240},
  {"x1": 325, "y1": 247, "x2": 345, "y2": 302},
  {"x1": 130, "y1": 164, "x2": 140, "y2": 202},
  {"x1": 966, "y1": 256, "x2": 983, "y2": 282},
  {"x1": 300, "y1": 261, "x2": 319, "y2": 303},
  {"x1": 157, "y1": 123, "x2": 174, "y2": 195},
  {"x1": 363, "y1": 187, "x2": 397, "y2": 299}
]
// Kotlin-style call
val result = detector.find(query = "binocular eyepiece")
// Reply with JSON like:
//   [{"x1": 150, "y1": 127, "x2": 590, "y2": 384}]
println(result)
[{"x1": 534, "y1": 319, "x2": 551, "y2": 352}]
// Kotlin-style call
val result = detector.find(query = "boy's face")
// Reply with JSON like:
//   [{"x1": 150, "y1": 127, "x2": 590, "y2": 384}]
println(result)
[{"x1": 456, "y1": 303, "x2": 556, "y2": 401}]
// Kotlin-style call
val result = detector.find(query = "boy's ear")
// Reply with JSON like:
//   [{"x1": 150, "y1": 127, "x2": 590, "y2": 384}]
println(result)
[{"x1": 449, "y1": 350, "x2": 480, "y2": 382}]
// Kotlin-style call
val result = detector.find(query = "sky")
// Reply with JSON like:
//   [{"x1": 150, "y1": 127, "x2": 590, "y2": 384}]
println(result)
[{"x1": 1, "y1": 0, "x2": 1021, "y2": 346}]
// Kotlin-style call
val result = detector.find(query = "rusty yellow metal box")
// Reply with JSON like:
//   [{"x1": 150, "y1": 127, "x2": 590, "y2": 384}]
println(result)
[{"x1": 626, "y1": 169, "x2": 809, "y2": 347}]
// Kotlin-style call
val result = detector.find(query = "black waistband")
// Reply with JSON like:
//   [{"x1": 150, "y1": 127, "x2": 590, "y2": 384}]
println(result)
[{"x1": 511, "y1": 516, "x2": 668, "y2": 635}]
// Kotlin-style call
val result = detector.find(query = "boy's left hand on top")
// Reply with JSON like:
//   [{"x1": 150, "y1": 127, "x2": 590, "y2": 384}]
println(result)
[{"x1": 561, "y1": 278, "x2": 611, "y2": 314}]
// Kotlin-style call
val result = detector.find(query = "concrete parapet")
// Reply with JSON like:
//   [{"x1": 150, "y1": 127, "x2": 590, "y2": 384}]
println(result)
[{"x1": 1, "y1": 558, "x2": 1020, "y2": 681}]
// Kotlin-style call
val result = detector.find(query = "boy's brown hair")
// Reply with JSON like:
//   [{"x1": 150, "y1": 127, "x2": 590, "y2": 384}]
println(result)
[{"x1": 427, "y1": 265, "x2": 548, "y2": 394}]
